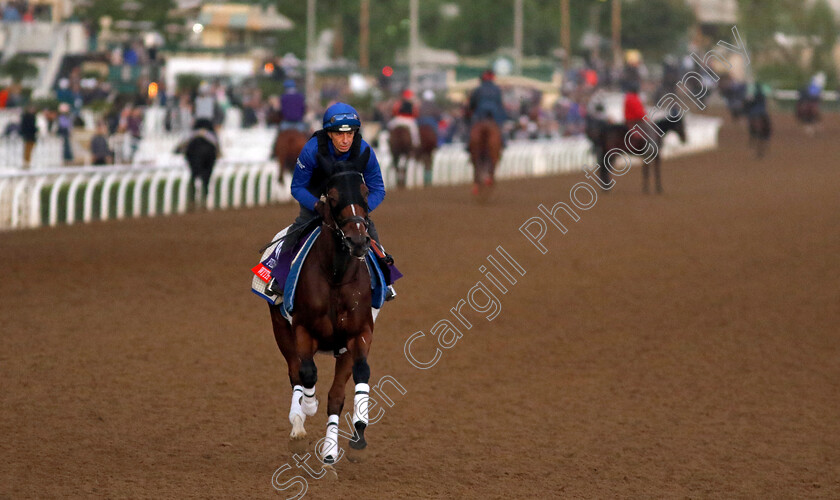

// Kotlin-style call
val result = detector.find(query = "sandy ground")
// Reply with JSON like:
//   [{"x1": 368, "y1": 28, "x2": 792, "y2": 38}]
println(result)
[{"x1": 1, "y1": 113, "x2": 838, "y2": 499}]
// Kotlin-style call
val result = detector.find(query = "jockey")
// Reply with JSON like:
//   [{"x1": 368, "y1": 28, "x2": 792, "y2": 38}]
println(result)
[
  {"x1": 801, "y1": 73, "x2": 824, "y2": 103},
  {"x1": 279, "y1": 79, "x2": 308, "y2": 133},
  {"x1": 267, "y1": 102, "x2": 396, "y2": 300},
  {"x1": 388, "y1": 89, "x2": 420, "y2": 148},
  {"x1": 469, "y1": 69, "x2": 507, "y2": 126},
  {"x1": 746, "y1": 81, "x2": 770, "y2": 118},
  {"x1": 418, "y1": 89, "x2": 442, "y2": 138},
  {"x1": 623, "y1": 80, "x2": 647, "y2": 129}
]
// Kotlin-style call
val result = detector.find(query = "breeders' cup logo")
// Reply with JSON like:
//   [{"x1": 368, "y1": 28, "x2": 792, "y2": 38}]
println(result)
[{"x1": 297, "y1": 159, "x2": 306, "y2": 170}]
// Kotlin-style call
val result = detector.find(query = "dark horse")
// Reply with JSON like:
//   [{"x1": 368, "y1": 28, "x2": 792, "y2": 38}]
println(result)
[
  {"x1": 795, "y1": 97, "x2": 820, "y2": 136},
  {"x1": 179, "y1": 118, "x2": 219, "y2": 209},
  {"x1": 387, "y1": 125, "x2": 413, "y2": 188},
  {"x1": 596, "y1": 114, "x2": 687, "y2": 194},
  {"x1": 748, "y1": 113, "x2": 772, "y2": 159},
  {"x1": 272, "y1": 128, "x2": 308, "y2": 184},
  {"x1": 468, "y1": 118, "x2": 503, "y2": 197},
  {"x1": 268, "y1": 148, "x2": 375, "y2": 467}
]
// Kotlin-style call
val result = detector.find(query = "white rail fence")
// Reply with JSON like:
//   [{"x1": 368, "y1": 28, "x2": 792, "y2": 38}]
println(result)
[{"x1": 0, "y1": 116, "x2": 722, "y2": 231}]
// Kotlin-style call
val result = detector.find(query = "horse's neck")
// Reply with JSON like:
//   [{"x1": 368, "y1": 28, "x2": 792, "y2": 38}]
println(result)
[{"x1": 655, "y1": 117, "x2": 679, "y2": 136}]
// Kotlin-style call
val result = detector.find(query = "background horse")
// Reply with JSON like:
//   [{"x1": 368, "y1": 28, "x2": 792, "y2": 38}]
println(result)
[
  {"x1": 272, "y1": 128, "x2": 308, "y2": 184},
  {"x1": 417, "y1": 123, "x2": 438, "y2": 186},
  {"x1": 387, "y1": 125, "x2": 413, "y2": 188},
  {"x1": 600, "y1": 114, "x2": 686, "y2": 194},
  {"x1": 795, "y1": 98, "x2": 820, "y2": 136},
  {"x1": 748, "y1": 113, "x2": 772, "y2": 158},
  {"x1": 468, "y1": 118, "x2": 502, "y2": 197},
  {"x1": 180, "y1": 118, "x2": 219, "y2": 209},
  {"x1": 267, "y1": 149, "x2": 375, "y2": 470}
]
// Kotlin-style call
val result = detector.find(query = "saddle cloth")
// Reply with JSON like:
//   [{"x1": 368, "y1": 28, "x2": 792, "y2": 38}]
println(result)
[{"x1": 251, "y1": 228, "x2": 388, "y2": 321}]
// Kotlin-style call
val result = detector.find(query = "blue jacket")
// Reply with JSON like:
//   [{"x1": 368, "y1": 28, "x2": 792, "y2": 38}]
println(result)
[
  {"x1": 469, "y1": 81, "x2": 506, "y2": 125},
  {"x1": 291, "y1": 135, "x2": 386, "y2": 212}
]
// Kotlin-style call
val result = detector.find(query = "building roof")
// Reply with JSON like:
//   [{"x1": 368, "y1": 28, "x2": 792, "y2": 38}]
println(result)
[
  {"x1": 196, "y1": 3, "x2": 293, "y2": 32},
  {"x1": 685, "y1": 0, "x2": 738, "y2": 25}
]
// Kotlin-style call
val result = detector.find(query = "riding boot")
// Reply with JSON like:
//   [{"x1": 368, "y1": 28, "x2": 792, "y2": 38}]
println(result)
[{"x1": 376, "y1": 253, "x2": 397, "y2": 301}]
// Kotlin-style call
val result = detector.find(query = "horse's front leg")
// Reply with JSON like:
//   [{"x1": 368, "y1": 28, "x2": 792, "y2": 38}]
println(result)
[
  {"x1": 347, "y1": 329, "x2": 373, "y2": 450},
  {"x1": 321, "y1": 353, "x2": 353, "y2": 464},
  {"x1": 653, "y1": 156, "x2": 663, "y2": 194},
  {"x1": 295, "y1": 324, "x2": 320, "y2": 428}
]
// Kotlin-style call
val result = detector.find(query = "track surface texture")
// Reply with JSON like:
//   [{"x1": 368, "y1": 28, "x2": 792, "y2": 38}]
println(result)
[{"x1": 2, "y1": 113, "x2": 839, "y2": 499}]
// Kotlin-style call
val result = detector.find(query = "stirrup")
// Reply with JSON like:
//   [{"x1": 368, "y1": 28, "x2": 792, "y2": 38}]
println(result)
[
  {"x1": 385, "y1": 285, "x2": 397, "y2": 301},
  {"x1": 266, "y1": 277, "x2": 283, "y2": 296}
]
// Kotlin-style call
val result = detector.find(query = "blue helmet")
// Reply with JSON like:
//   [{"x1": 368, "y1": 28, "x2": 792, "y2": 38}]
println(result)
[
  {"x1": 283, "y1": 79, "x2": 296, "y2": 89},
  {"x1": 323, "y1": 102, "x2": 361, "y2": 132}
]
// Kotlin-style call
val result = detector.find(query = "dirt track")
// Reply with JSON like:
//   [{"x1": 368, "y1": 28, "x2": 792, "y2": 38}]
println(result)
[{"x1": 1, "y1": 113, "x2": 839, "y2": 499}]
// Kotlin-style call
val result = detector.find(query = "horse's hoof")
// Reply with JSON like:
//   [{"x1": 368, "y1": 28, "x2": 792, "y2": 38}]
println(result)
[
  {"x1": 349, "y1": 421, "x2": 367, "y2": 450},
  {"x1": 321, "y1": 464, "x2": 338, "y2": 480},
  {"x1": 290, "y1": 415, "x2": 307, "y2": 440},
  {"x1": 346, "y1": 447, "x2": 367, "y2": 463}
]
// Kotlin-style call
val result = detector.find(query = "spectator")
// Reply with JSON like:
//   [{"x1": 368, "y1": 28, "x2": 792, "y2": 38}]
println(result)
[
  {"x1": 193, "y1": 83, "x2": 216, "y2": 124},
  {"x1": 19, "y1": 105, "x2": 38, "y2": 168},
  {"x1": 3, "y1": 2, "x2": 21, "y2": 21},
  {"x1": 57, "y1": 103, "x2": 74, "y2": 164},
  {"x1": 90, "y1": 122, "x2": 112, "y2": 165}
]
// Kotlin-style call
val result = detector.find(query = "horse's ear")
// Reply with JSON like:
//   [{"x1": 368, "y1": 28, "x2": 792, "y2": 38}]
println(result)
[
  {"x1": 355, "y1": 147, "x2": 371, "y2": 173},
  {"x1": 316, "y1": 152, "x2": 335, "y2": 176}
]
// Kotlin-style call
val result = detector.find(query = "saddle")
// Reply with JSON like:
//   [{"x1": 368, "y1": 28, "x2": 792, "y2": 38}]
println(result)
[{"x1": 251, "y1": 227, "x2": 396, "y2": 320}]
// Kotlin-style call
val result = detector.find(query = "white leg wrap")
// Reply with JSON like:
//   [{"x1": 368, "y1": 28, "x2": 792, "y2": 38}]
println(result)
[
  {"x1": 301, "y1": 386, "x2": 318, "y2": 416},
  {"x1": 322, "y1": 414, "x2": 340, "y2": 462},
  {"x1": 288, "y1": 385, "x2": 304, "y2": 424},
  {"x1": 352, "y1": 383, "x2": 370, "y2": 426}
]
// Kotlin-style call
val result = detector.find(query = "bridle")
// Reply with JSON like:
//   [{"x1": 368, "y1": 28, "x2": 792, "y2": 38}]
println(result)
[{"x1": 323, "y1": 172, "x2": 371, "y2": 256}]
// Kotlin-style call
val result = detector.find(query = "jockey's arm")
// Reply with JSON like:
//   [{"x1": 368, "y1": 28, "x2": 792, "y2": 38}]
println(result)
[
  {"x1": 361, "y1": 144, "x2": 386, "y2": 211},
  {"x1": 290, "y1": 144, "x2": 320, "y2": 210}
]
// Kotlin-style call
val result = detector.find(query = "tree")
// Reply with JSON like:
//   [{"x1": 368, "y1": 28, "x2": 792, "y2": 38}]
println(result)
[
  {"x1": 738, "y1": 0, "x2": 838, "y2": 88},
  {"x1": 1, "y1": 55, "x2": 38, "y2": 83},
  {"x1": 806, "y1": 0, "x2": 838, "y2": 87},
  {"x1": 615, "y1": 0, "x2": 695, "y2": 59}
]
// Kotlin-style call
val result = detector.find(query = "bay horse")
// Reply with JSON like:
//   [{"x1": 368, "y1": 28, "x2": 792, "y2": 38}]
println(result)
[
  {"x1": 272, "y1": 128, "x2": 308, "y2": 184},
  {"x1": 387, "y1": 125, "x2": 413, "y2": 188},
  {"x1": 268, "y1": 147, "x2": 375, "y2": 468},
  {"x1": 599, "y1": 114, "x2": 686, "y2": 194},
  {"x1": 468, "y1": 118, "x2": 502, "y2": 197},
  {"x1": 417, "y1": 123, "x2": 438, "y2": 186}
]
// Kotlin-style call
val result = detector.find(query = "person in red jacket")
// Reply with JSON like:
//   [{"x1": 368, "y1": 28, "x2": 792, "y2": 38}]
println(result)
[
  {"x1": 624, "y1": 80, "x2": 647, "y2": 129},
  {"x1": 388, "y1": 88, "x2": 420, "y2": 147}
]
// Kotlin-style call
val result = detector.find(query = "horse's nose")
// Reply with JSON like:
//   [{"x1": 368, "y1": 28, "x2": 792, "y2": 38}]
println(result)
[{"x1": 348, "y1": 234, "x2": 370, "y2": 258}]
